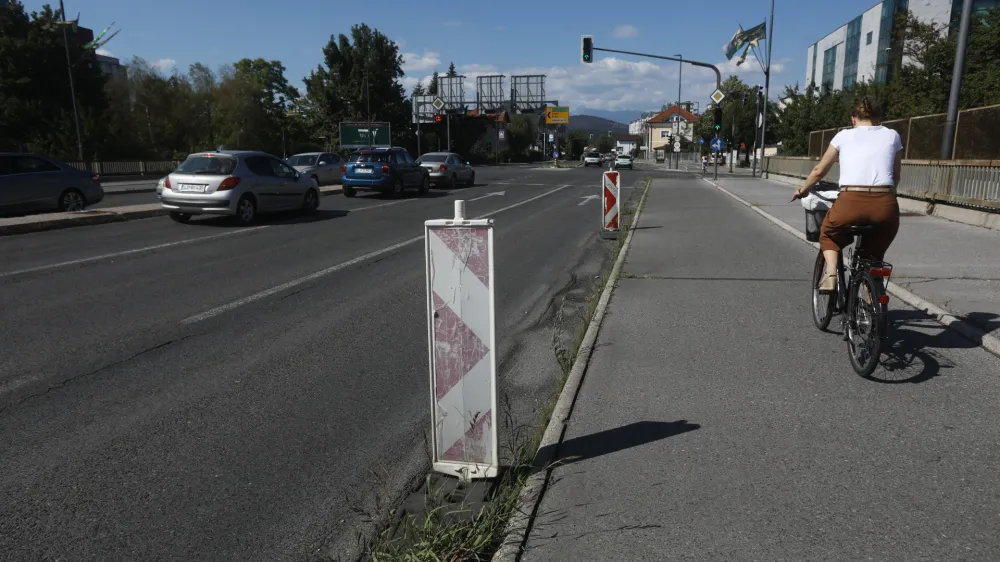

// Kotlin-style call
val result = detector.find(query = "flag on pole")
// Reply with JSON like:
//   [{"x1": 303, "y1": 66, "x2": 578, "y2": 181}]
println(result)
[{"x1": 723, "y1": 25, "x2": 745, "y2": 60}]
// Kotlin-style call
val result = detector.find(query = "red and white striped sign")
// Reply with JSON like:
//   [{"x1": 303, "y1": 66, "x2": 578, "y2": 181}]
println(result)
[
  {"x1": 603, "y1": 170, "x2": 620, "y2": 231},
  {"x1": 424, "y1": 218, "x2": 498, "y2": 480}
]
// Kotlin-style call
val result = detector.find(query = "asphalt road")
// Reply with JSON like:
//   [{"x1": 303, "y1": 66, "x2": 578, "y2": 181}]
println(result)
[
  {"x1": 0, "y1": 165, "x2": 642, "y2": 561},
  {"x1": 524, "y1": 176, "x2": 1000, "y2": 560}
]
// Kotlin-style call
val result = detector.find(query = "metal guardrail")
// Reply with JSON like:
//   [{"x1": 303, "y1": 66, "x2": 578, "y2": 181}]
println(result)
[
  {"x1": 765, "y1": 156, "x2": 1000, "y2": 212},
  {"x1": 67, "y1": 161, "x2": 181, "y2": 176}
]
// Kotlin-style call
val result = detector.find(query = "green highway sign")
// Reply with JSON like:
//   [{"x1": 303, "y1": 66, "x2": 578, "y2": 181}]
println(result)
[{"x1": 340, "y1": 122, "x2": 392, "y2": 149}]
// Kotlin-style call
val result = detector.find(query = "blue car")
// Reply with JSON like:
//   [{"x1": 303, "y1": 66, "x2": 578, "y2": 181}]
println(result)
[{"x1": 342, "y1": 147, "x2": 430, "y2": 198}]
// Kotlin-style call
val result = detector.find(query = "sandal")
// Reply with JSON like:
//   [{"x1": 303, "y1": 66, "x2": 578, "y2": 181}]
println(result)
[{"x1": 818, "y1": 272, "x2": 837, "y2": 293}]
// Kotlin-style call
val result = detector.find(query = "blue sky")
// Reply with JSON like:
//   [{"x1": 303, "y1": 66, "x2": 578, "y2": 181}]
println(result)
[{"x1": 23, "y1": 0, "x2": 883, "y2": 122}]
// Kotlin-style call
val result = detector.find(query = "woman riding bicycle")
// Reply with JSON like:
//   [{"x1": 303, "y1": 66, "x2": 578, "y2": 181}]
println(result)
[{"x1": 793, "y1": 98, "x2": 903, "y2": 292}]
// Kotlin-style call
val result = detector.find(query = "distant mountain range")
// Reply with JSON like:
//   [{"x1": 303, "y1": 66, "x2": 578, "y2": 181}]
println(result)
[
  {"x1": 576, "y1": 108, "x2": 647, "y2": 125},
  {"x1": 566, "y1": 114, "x2": 632, "y2": 136}
]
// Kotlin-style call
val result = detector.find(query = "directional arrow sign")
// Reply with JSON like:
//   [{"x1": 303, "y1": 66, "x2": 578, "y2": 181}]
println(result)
[
  {"x1": 545, "y1": 106, "x2": 570, "y2": 125},
  {"x1": 711, "y1": 138, "x2": 724, "y2": 152},
  {"x1": 469, "y1": 191, "x2": 506, "y2": 202},
  {"x1": 578, "y1": 194, "x2": 600, "y2": 206}
]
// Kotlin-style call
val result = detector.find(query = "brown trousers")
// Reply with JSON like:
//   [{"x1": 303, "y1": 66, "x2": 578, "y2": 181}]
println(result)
[{"x1": 819, "y1": 191, "x2": 900, "y2": 260}]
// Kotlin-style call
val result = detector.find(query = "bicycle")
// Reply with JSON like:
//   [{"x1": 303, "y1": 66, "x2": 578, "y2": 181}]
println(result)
[{"x1": 807, "y1": 192, "x2": 893, "y2": 377}]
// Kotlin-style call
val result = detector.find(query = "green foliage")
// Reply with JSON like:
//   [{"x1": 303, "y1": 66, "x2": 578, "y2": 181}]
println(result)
[
  {"x1": 565, "y1": 129, "x2": 588, "y2": 159},
  {"x1": 595, "y1": 133, "x2": 614, "y2": 153},
  {"x1": 774, "y1": 7, "x2": 1000, "y2": 155}
]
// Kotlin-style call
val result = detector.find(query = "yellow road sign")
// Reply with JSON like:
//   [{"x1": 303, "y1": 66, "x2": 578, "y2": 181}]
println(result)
[{"x1": 545, "y1": 106, "x2": 570, "y2": 125}]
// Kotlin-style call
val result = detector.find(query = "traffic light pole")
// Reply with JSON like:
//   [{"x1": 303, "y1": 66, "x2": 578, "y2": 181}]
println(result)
[{"x1": 591, "y1": 46, "x2": 722, "y2": 180}]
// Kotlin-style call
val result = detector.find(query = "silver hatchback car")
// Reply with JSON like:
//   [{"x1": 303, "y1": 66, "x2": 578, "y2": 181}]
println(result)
[
  {"x1": 415, "y1": 152, "x2": 474, "y2": 188},
  {"x1": 160, "y1": 150, "x2": 320, "y2": 225}
]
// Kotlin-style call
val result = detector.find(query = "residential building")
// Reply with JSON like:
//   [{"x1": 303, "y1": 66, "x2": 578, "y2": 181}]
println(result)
[
  {"x1": 643, "y1": 105, "x2": 699, "y2": 153},
  {"x1": 804, "y1": 0, "x2": 1000, "y2": 92},
  {"x1": 628, "y1": 116, "x2": 650, "y2": 136},
  {"x1": 616, "y1": 134, "x2": 641, "y2": 155},
  {"x1": 95, "y1": 53, "x2": 126, "y2": 81}
]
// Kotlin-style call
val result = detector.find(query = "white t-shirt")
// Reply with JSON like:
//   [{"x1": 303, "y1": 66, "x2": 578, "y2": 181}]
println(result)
[{"x1": 829, "y1": 126, "x2": 903, "y2": 187}]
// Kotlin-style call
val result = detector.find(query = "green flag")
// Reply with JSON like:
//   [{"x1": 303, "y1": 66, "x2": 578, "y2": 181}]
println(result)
[
  {"x1": 742, "y1": 21, "x2": 767, "y2": 45},
  {"x1": 723, "y1": 25, "x2": 745, "y2": 60}
]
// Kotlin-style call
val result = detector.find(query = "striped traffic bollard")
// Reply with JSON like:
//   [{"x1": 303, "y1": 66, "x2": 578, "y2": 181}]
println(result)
[
  {"x1": 602, "y1": 170, "x2": 620, "y2": 239},
  {"x1": 424, "y1": 200, "x2": 499, "y2": 482}
]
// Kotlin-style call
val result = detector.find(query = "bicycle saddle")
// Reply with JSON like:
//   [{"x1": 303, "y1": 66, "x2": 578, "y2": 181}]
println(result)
[{"x1": 846, "y1": 224, "x2": 875, "y2": 234}]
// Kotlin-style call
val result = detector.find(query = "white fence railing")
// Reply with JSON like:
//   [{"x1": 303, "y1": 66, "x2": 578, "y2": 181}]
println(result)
[
  {"x1": 765, "y1": 156, "x2": 1000, "y2": 211},
  {"x1": 67, "y1": 161, "x2": 181, "y2": 176}
]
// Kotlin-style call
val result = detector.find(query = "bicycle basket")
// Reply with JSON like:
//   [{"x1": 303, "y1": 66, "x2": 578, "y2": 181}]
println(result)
[{"x1": 804, "y1": 209, "x2": 827, "y2": 243}]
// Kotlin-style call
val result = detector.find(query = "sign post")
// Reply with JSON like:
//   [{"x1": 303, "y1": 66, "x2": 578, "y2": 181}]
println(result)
[
  {"x1": 425, "y1": 200, "x2": 499, "y2": 482},
  {"x1": 340, "y1": 122, "x2": 392, "y2": 149},
  {"x1": 710, "y1": 137, "x2": 723, "y2": 180},
  {"x1": 601, "y1": 170, "x2": 620, "y2": 238}
]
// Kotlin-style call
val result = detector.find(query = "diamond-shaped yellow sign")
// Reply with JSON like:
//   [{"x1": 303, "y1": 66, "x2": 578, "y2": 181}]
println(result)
[
  {"x1": 432, "y1": 97, "x2": 445, "y2": 111},
  {"x1": 710, "y1": 89, "x2": 726, "y2": 104}
]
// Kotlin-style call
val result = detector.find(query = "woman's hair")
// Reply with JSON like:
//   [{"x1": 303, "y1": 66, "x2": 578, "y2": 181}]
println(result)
[{"x1": 852, "y1": 97, "x2": 883, "y2": 123}]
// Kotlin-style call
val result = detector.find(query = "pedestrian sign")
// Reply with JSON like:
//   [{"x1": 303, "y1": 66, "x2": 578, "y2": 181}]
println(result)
[
  {"x1": 710, "y1": 138, "x2": 723, "y2": 152},
  {"x1": 498, "y1": 129, "x2": 506, "y2": 141}
]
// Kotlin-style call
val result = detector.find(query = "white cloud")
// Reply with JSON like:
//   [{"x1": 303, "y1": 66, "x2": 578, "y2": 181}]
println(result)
[
  {"x1": 151, "y1": 58, "x2": 177, "y2": 72},
  {"x1": 402, "y1": 51, "x2": 441, "y2": 73},
  {"x1": 612, "y1": 25, "x2": 639, "y2": 38},
  {"x1": 95, "y1": 48, "x2": 114, "y2": 57},
  {"x1": 400, "y1": 53, "x2": 787, "y2": 115}
]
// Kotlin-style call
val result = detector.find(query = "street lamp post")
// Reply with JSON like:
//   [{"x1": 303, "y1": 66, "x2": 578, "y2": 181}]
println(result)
[
  {"x1": 58, "y1": 0, "x2": 84, "y2": 161},
  {"x1": 941, "y1": 0, "x2": 973, "y2": 159},
  {"x1": 759, "y1": 0, "x2": 776, "y2": 178},
  {"x1": 674, "y1": 54, "x2": 682, "y2": 169}
]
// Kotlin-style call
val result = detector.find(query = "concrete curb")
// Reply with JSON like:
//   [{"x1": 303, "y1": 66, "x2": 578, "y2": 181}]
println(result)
[
  {"x1": 703, "y1": 177, "x2": 1000, "y2": 359},
  {"x1": 767, "y1": 172, "x2": 1000, "y2": 232},
  {"x1": 491, "y1": 178, "x2": 653, "y2": 562},
  {"x1": 0, "y1": 186, "x2": 344, "y2": 237}
]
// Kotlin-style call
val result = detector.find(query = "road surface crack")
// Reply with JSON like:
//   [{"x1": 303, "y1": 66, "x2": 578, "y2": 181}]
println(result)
[{"x1": 0, "y1": 335, "x2": 194, "y2": 414}]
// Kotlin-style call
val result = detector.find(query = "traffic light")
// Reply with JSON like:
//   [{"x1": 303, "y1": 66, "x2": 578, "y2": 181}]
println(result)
[
  {"x1": 434, "y1": 115, "x2": 442, "y2": 123},
  {"x1": 713, "y1": 106, "x2": 722, "y2": 131},
  {"x1": 582, "y1": 35, "x2": 594, "y2": 64}
]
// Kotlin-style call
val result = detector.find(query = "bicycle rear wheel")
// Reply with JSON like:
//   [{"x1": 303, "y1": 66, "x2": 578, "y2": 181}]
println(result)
[
  {"x1": 811, "y1": 250, "x2": 835, "y2": 330},
  {"x1": 846, "y1": 271, "x2": 886, "y2": 377}
]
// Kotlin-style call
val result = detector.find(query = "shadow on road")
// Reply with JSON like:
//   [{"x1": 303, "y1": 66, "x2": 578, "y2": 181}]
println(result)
[
  {"x1": 184, "y1": 209, "x2": 350, "y2": 228},
  {"x1": 871, "y1": 309, "x2": 1000, "y2": 383},
  {"x1": 541, "y1": 420, "x2": 700, "y2": 468}
]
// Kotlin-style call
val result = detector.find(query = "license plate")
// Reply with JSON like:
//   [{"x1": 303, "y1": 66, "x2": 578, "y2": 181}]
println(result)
[
  {"x1": 178, "y1": 184, "x2": 206, "y2": 193},
  {"x1": 356, "y1": 168, "x2": 373, "y2": 174}
]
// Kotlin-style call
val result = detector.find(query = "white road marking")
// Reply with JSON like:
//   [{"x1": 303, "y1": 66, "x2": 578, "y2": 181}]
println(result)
[
  {"x1": 578, "y1": 195, "x2": 600, "y2": 206},
  {"x1": 469, "y1": 191, "x2": 506, "y2": 202},
  {"x1": 0, "y1": 227, "x2": 268, "y2": 279},
  {"x1": 182, "y1": 184, "x2": 573, "y2": 324}
]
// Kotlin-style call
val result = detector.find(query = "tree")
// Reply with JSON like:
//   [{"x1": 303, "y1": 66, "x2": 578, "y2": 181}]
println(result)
[
  {"x1": 447, "y1": 62, "x2": 457, "y2": 77},
  {"x1": 506, "y1": 114, "x2": 535, "y2": 157},
  {"x1": 303, "y1": 23, "x2": 408, "y2": 151},
  {"x1": 596, "y1": 134, "x2": 614, "y2": 153},
  {"x1": 566, "y1": 130, "x2": 588, "y2": 159},
  {"x1": 427, "y1": 72, "x2": 439, "y2": 96}
]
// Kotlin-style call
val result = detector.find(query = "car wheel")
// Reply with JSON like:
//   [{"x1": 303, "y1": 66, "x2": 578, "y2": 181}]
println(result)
[
  {"x1": 302, "y1": 188, "x2": 320, "y2": 214},
  {"x1": 234, "y1": 195, "x2": 257, "y2": 226},
  {"x1": 58, "y1": 189, "x2": 86, "y2": 212},
  {"x1": 467, "y1": 171, "x2": 475, "y2": 187},
  {"x1": 419, "y1": 176, "x2": 430, "y2": 195},
  {"x1": 343, "y1": 186, "x2": 356, "y2": 198},
  {"x1": 169, "y1": 212, "x2": 192, "y2": 223},
  {"x1": 391, "y1": 178, "x2": 404, "y2": 199}
]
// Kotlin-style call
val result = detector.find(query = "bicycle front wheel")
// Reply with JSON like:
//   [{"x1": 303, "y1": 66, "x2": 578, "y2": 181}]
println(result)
[
  {"x1": 846, "y1": 272, "x2": 886, "y2": 377},
  {"x1": 811, "y1": 250, "x2": 835, "y2": 330}
]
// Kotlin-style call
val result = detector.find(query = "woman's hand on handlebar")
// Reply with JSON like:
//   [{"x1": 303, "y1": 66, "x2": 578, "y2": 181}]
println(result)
[{"x1": 791, "y1": 184, "x2": 811, "y2": 201}]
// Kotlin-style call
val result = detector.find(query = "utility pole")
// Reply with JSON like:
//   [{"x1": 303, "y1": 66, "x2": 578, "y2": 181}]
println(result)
[
  {"x1": 751, "y1": 85, "x2": 761, "y2": 177},
  {"x1": 941, "y1": 0, "x2": 973, "y2": 160},
  {"x1": 59, "y1": 0, "x2": 84, "y2": 161},
  {"x1": 759, "y1": 0, "x2": 775, "y2": 178},
  {"x1": 675, "y1": 53, "x2": 683, "y2": 169}
]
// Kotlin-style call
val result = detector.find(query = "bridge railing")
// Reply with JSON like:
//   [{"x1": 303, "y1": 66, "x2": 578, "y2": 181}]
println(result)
[
  {"x1": 67, "y1": 161, "x2": 181, "y2": 176},
  {"x1": 764, "y1": 156, "x2": 1000, "y2": 212}
]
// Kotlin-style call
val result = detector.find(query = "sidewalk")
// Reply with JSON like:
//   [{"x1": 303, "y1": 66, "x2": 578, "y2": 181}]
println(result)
[
  {"x1": 520, "y1": 177, "x2": 1000, "y2": 561},
  {"x1": 707, "y1": 174, "x2": 1000, "y2": 342}
]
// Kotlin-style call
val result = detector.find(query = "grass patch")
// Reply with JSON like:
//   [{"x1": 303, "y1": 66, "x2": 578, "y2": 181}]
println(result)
[{"x1": 353, "y1": 178, "x2": 653, "y2": 562}]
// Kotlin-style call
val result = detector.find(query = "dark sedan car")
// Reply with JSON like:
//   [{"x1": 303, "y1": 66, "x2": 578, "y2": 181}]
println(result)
[{"x1": 0, "y1": 152, "x2": 104, "y2": 215}]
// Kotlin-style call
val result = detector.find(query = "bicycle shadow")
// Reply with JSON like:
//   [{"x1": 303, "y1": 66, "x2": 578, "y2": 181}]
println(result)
[{"x1": 870, "y1": 310, "x2": 1000, "y2": 384}]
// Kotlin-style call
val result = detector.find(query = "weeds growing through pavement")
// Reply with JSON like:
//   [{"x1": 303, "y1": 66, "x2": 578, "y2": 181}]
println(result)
[{"x1": 351, "y1": 179, "x2": 651, "y2": 562}]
